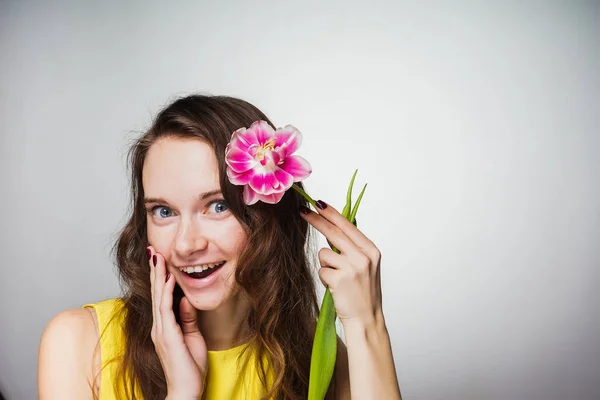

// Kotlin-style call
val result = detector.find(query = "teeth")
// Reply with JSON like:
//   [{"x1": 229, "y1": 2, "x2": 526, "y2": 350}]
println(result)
[{"x1": 182, "y1": 261, "x2": 224, "y2": 274}]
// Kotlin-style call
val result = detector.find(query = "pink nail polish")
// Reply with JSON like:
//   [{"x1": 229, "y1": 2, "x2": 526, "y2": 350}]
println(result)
[
  {"x1": 152, "y1": 254, "x2": 157, "y2": 267},
  {"x1": 165, "y1": 273, "x2": 171, "y2": 282}
]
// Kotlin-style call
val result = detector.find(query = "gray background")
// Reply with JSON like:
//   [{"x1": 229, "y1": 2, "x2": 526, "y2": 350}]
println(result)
[{"x1": 1, "y1": 1, "x2": 599, "y2": 399}]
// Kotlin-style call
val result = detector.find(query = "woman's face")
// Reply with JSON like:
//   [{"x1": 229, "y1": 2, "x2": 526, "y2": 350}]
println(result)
[{"x1": 142, "y1": 137, "x2": 248, "y2": 310}]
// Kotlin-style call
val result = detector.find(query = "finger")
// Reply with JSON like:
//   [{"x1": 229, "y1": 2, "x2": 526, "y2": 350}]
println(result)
[
  {"x1": 152, "y1": 251, "x2": 167, "y2": 333},
  {"x1": 317, "y1": 248, "x2": 344, "y2": 289},
  {"x1": 318, "y1": 266, "x2": 339, "y2": 289},
  {"x1": 148, "y1": 246, "x2": 160, "y2": 335},
  {"x1": 159, "y1": 269, "x2": 179, "y2": 331},
  {"x1": 312, "y1": 200, "x2": 377, "y2": 254},
  {"x1": 301, "y1": 207, "x2": 364, "y2": 260},
  {"x1": 318, "y1": 247, "x2": 345, "y2": 270}
]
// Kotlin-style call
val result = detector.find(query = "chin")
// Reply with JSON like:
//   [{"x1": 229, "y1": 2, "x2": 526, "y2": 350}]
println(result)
[
  {"x1": 178, "y1": 280, "x2": 239, "y2": 311},
  {"x1": 186, "y1": 291, "x2": 229, "y2": 311}
]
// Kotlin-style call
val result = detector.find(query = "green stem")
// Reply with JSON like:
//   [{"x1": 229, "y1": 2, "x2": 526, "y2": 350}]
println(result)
[{"x1": 292, "y1": 184, "x2": 317, "y2": 208}]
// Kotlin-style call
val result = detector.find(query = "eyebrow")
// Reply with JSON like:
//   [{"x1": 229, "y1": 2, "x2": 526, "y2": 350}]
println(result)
[{"x1": 144, "y1": 189, "x2": 222, "y2": 205}]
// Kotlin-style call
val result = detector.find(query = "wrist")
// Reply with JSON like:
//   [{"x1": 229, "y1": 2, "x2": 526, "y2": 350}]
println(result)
[
  {"x1": 341, "y1": 313, "x2": 401, "y2": 399},
  {"x1": 342, "y1": 309, "x2": 386, "y2": 331},
  {"x1": 342, "y1": 312, "x2": 388, "y2": 343}
]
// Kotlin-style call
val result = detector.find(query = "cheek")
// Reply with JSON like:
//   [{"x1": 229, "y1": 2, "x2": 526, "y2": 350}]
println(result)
[
  {"x1": 232, "y1": 231, "x2": 248, "y2": 255},
  {"x1": 217, "y1": 220, "x2": 248, "y2": 256},
  {"x1": 146, "y1": 224, "x2": 172, "y2": 253}
]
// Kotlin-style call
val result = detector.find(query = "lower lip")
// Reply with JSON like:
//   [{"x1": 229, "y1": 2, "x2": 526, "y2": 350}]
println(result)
[{"x1": 178, "y1": 262, "x2": 225, "y2": 289}]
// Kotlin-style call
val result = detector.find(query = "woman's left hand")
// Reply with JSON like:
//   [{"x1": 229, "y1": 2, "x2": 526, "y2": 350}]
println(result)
[{"x1": 299, "y1": 200, "x2": 383, "y2": 329}]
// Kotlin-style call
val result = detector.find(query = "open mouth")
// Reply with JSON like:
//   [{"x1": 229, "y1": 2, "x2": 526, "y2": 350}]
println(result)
[{"x1": 181, "y1": 261, "x2": 226, "y2": 280}]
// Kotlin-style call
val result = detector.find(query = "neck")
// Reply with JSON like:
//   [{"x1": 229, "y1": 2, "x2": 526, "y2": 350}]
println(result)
[{"x1": 197, "y1": 291, "x2": 252, "y2": 351}]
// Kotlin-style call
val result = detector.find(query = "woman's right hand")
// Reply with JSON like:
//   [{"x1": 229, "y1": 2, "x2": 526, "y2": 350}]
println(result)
[{"x1": 148, "y1": 247, "x2": 207, "y2": 399}]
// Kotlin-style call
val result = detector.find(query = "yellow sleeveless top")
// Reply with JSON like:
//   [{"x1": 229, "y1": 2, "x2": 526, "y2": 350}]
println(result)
[{"x1": 84, "y1": 298, "x2": 272, "y2": 399}]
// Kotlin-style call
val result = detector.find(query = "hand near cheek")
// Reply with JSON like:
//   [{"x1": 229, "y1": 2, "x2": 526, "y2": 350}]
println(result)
[
  {"x1": 147, "y1": 247, "x2": 207, "y2": 399},
  {"x1": 300, "y1": 202, "x2": 383, "y2": 328}
]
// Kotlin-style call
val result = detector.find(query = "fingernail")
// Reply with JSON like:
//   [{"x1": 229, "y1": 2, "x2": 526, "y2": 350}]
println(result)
[
  {"x1": 299, "y1": 205, "x2": 311, "y2": 215},
  {"x1": 146, "y1": 247, "x2": 151, "y2": 260},
  {"x1": 152, "y1": 254, "x2": 157, "y2": 267},
  {"x1": 165, "y1": 273, "x2": 171, "y2": 282},
  {"x1": 316, "y1": 200, "x2": 327, "y2": 210}
]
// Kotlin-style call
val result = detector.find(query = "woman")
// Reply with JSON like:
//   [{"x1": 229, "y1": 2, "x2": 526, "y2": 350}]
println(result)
[{"x1": 38, "y1": 95, "x2": 401, "y2": 399}]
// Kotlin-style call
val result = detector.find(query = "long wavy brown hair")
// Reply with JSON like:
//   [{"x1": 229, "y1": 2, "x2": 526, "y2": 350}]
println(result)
[{"x1": 110, "y1": 95, "x2": 336, "y2": 399}]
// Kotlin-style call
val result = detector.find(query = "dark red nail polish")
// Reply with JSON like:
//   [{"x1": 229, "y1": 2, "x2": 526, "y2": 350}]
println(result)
[
  {"x1": 316, "y1": 200, "x2": 327, "y2": 210},
  {"x1": 299, "y1": 205, "x2": 310, "y2": 215},
  {"x1": 152, "y1": 254, "x2": 157, "y2": 267},
  {"x1": 146, "y1": 247, "x2": 151, "y2": 260},
  {"x1": 165, "y1": 273, "x2": 171, "y2": 282}
]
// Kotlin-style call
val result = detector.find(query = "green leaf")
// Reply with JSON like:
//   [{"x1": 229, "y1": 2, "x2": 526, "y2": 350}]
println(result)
[
  {"x1": 349, "y1": 183, "x2": 367, "y2": 224},
  {"x1": 341, "y1": 169, "x2": 358, "y2": 219},
  {"x1": 308, "y1": 288, "x2": 338, "y2": 400}
]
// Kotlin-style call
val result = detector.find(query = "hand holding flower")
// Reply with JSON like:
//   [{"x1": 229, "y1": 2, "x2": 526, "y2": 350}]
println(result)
[{"x1": 299, "y1": 201, "x2": 383, "y2": 330}]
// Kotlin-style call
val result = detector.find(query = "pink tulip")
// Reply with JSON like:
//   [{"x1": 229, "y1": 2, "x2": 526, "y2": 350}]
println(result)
[{"x1": 225, "y1": 120, "x2": 312, "y2": 205}]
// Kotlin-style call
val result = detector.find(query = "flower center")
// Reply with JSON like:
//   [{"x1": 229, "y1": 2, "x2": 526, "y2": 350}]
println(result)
[{"x1": 255, "y1": 138, "x2": 276, "y2": 161}]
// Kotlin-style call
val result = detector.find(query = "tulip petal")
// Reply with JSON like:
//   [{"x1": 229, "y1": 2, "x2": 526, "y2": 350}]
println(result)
[
  {"x1": 274, "y1": 125, "x2": 302, "y2": 158},
  {"x1": 274, "y1": 168, "x2": 294, "y2": 191},
  {"x1": 229, "y1": 128, "x2": 257, "y2": 153},
  {"x1": 225, "y1": 147, "x2": 259, "y2": 173},
  {"x1": 248, "y1": 166, "x2": 294, "y2": 196},
  {"x1": 249, "y1": 120, "x2": 275, "y2": 145},
  {"x1": 227, "y1": 167, "x2": 255, "y2": 186},
  {"x1": 243, "y1": 185, "x2": 259, "y2": 205},
  {"x1": 279, "y1": 155, "x2": 312, "y2": 182},
  {"x1": 248, "y1": 169, "x2": 273, "y2": 195},
  {"x1": 264, "y1": 150, "x2": 281, "y2": 167},
  {"x1": 257, "y1": 191, "x2": 286, "y2": 204}
]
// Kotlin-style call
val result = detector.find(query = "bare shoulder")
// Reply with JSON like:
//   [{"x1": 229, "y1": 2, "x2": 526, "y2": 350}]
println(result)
[
  {"x1": 38, "y1": 307, "x2": 100, "y2": 399},
  {"x1": 39, "y1": 308, "x2": 99, "y2": 355},
  {"x1": 334, "y1": 336, "x2": 351, "y2": 399}
]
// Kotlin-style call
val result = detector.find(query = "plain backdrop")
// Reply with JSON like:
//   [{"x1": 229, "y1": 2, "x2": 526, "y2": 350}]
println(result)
[{"x1": 1, "y1": 1, "x2": 599, "y2": 399}]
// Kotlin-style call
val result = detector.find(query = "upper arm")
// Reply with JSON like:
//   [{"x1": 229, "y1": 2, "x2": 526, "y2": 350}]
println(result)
[
  {"x1": 334, "y1": 337, "x2": 351, "y2": 400},
  {"x1": 38, "y1": 308, "x2": 100, "y2": 400}
]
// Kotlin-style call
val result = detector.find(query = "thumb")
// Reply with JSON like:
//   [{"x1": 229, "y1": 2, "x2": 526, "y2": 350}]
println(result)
[
  {"x1": 179, "y1": 296, "x2": 201, "y2": 336},
  {"x1": 179, "y1": 297, "x2": 207, "y2": 369}
]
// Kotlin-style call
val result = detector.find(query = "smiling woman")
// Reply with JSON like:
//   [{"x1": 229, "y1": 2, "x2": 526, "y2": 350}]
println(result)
[{"x1": 37, "y1": 94, "x2": 401, "y2": 400}]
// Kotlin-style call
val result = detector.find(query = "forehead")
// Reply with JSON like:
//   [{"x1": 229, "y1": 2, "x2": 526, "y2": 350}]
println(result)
[{"x1": 142, "y1": 137, "x2": 220, "y2": 195}]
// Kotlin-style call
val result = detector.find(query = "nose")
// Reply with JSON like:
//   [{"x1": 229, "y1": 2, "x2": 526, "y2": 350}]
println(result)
[{"x1": 173, "y1": 215, "x2": 209, "y2": 258}]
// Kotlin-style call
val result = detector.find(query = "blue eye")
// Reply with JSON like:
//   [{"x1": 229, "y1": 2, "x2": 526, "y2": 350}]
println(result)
[
  {"x1": 209, "y1": 200, "x2": 229, "y2": 214},
  {"x1": 151, "y1": 206, "x2": 173, "y2": 219}
]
